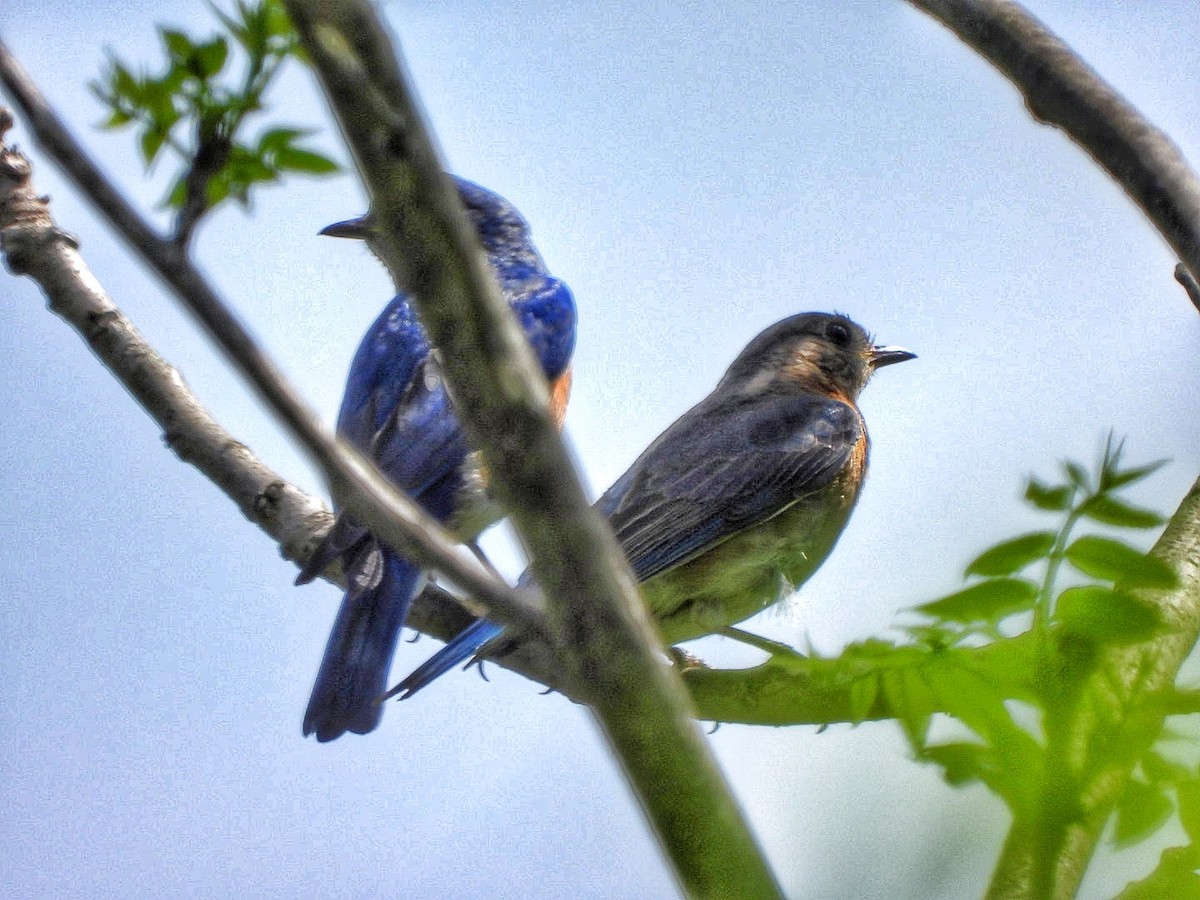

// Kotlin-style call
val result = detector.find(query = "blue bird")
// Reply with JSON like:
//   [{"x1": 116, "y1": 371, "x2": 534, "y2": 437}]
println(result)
[
  {"x1": 390, "y1": 312, "x2": 912, "y2": 699},
  {"x1": 297, "y1": 177, "x2": 576, "y2": 741}
]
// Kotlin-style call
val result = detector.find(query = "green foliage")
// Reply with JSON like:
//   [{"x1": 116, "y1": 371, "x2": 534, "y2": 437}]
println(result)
[
  {"x1": 1116, "y1": 845, "x2": 1200, "y2": 900},
  {"x1": 684, "y1": 439, "x2": 1192, "y2": 896},
  {"x1": 90, "y1": 0, "x2": 339, "y2": 240},
  {"x1": 915, "y1": 578, "x2": 1038, "y2": 624},
  {"x1": 902, "y1": 435, "x2": 1187, "y2": 894},
  {"x1": 703, "y1": 437, "x2": 1183, "y2": 890}
]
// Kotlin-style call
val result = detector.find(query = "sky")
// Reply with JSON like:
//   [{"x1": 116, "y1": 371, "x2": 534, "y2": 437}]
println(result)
[{"x1": 3, "y1": 2, "x2": 1199, "y2": 898}]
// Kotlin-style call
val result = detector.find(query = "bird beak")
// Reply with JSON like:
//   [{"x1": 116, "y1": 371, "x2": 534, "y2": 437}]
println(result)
[
  {"x1": 319, "y1": 215, "x2": 371, "y2": 239},
  {"x1": 869, "y1": 345, "x2": 916, "y2": 369}
]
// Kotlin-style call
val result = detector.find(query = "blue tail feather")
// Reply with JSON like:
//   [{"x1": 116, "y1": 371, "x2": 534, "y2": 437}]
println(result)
[
  {"x1": 303, "y1": 549, "x2": 423, "y2": 741},
  {"x1": 390, "y1": 618, "x2": 505, "y2": 700}
]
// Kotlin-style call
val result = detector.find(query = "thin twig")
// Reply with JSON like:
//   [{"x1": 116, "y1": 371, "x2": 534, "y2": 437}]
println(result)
[
  {"x1": 908, "y1": 0, "x2": 1200, "y2": 308},
  {"x1": 0, "y1": 43, "x2": 544, "y2": 639}
]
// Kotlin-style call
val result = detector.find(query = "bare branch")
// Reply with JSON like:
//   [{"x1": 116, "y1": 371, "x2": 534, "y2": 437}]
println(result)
[
  {"x1": 0, "y1": 41, "x2": 543, "y2": 638},
  {"x1": 0, "y1": 108, "x2": 328, "y2": 565},
  {"x1": 908, "y1": 0, "x2": 1200, "y2": 307}
]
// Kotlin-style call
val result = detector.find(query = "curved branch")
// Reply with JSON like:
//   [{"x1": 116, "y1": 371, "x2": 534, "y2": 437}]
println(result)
[{"x1": 908, "y1": 0, "x2": 1200, "y2": 306}]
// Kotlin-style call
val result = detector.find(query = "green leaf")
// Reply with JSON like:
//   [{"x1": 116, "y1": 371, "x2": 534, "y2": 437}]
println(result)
[
  {"x1": 195, "y1": 37, "x2": 229, "y2": 78},
  {"x1": 1106, "y1": 458, "x2": 1170, "y2": 491},
  {"x1": 847, "y1": 674, "x2": 879, "y2": 725},
  {"x1": 1080, "y1": 495, "x2": 1164, "y2": 529},
  {"x1": 917, "y1": 579, "x2": 1038, "y2": 624},
  {"x1": 1065, "y1": 537, "x2": 1178, "y2": 589},
  {"x1": 1114, "y1": 779, "x2": 1174, "y2": 847},
  {"x1": 1055, "y1": 586, "x2": 1162, "y2": 644},
  {"x1": 225, "y1": 147, "x2": 278, "y2": 185},
  {"x1": 955, "y1": 635, "x2": 1038, "y2": 702},
  {"x1": 274, "y1": 146, "x2": 339, "y2": 174},
  {"x1": 1116, "y1": 846, "x2": 1200, "y2": 900},
  {"x1": 140, "y1": 128, "x2": 168, "y2": 166},
  {"x1": 921, "y1": 657, "x2": 1018, "y2": 743},
  {"x1": 1141, "y1": 750, "x2": 1190, "y2": 785},
  {"x1": 100, "y1": 108, "x2": 134, "y2": 129},
  {"x1": 161, "y1": 28, "x2": 195, "y2": 61},
  {"x1": 263, "y1": 0, "x2": 294, "y2": 40},
  {"x1": 139, "y1": 76, "x2": 178, "y2": 124},
  {"x1": 256, "y1": 126, "x2": 305, "y2": 153},
  {"x1": 880, "y1": 667, "x2": 933, "y2": 749},
  {"x1": 921, "y1": 742, "x2": 987, "y2": 787},
  {"x1": 966, "y1": 532, "x2": 1056, "y2": 577},
  {"x1": 1063, "y1": 459, "x2": 1090, "y2": 490},
  {"x1": 110, "y1": 61, "x2": 139, "y2": 101},
  {"x1": 164, "y1": 175, "x2": 188, "y2": 210},
  {"x1": 1178, "y1": 781, "x2": 1200, "y2": 844},
  {"x1": 1024, "y1": 476, "x2": 1072, "y2": 511}
]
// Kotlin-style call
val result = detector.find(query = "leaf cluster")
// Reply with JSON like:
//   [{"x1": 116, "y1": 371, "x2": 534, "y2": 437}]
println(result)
[
  {"x1": 900, "y1": 437, "x2": 1195, "y2": 894},
  {"x1": 90, "y1": 0, "x2": 338, "y2": 241},
  {"x1": 691, "y1": 438, "x2": 1189, "y2": 895}
]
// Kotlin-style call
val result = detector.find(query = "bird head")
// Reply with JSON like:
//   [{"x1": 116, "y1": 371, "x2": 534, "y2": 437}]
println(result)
[
  {"x1": 721, "y1": 312, "x2": 914, "y2": 401},
  {"x1": 318, "y1": 177, "x2": 531, "y2": 252}
]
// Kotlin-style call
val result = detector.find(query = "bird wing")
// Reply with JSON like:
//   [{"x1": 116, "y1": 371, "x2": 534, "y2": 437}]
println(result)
[
  {"x1": 331, "y1": 293, "x2": 471, "y2": 512},
  {"x1": 297, "y1": 290, "x2": 470, "y2": 584},
  {"x1": 599, "y1": 392, "x2": 863, "y2": 583},
  {"x1": 335, "y1": 294, "x2": 427, "y2": 451}
]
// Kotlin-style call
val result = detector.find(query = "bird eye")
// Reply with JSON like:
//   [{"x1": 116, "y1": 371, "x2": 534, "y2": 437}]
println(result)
[{"x1": 826, "y1": 321, "x2": 852, "y2": 347}]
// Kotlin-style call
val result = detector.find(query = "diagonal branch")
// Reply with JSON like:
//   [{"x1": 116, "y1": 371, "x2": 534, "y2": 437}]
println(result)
[
  {"x1": 907, "y1": 0, "x2": 1200, "y2": 308},
  {"x1": 0, "y1": 101, "x2": 577, "y2": 692},
  {"x1": 281, "y1": 2, "x2": 782, "y2": 895},
  {"x1": 0, "y1": 42, "x2": 544, "y2": 639},
  {"x1": 0, "y1": 108, "x2": 328, "y2": 567}
]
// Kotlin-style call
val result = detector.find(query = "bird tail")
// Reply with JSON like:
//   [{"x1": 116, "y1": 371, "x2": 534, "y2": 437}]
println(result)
[
  {"x1": 303, "y1": 547, "x2": 423, "y2": 742},
  {"x1": 386, "y1": 618, "x2": 505, "y2": 701}
]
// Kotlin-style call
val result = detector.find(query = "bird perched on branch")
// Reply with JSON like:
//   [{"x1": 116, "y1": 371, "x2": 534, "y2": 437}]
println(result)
[
  {"x1": 390, "y1": 311, "x2": 913, "y2": 699},
  {"x1": 296, "y1": 178, "x2": 576, "y2": 741}
]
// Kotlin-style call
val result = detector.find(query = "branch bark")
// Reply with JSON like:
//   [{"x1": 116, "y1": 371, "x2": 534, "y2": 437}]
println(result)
[
  {"x1": 907, "y1": 0, "x2": 1200, "y2": 309},
  {"x1": 0, "y1": 109, "x2": 328, "y2": 565},
  {"x1": 280, "y1": 2, "x2": 782, "y2": 895},
  {"x1": 0, "y1": 42, "x2": 544, "y2": 639}
]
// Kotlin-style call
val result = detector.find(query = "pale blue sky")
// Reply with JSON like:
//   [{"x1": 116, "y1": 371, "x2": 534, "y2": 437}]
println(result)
[{"x1": 3, "y1": 3, "x2": 1199, "y2": 898}]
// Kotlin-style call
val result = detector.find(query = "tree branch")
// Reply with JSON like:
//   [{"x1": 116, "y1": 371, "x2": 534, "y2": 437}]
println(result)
[
  {"x1": 7, "y1": 120, "x2": 1190, "y2": 743},
  {"x1": 0, "y1": 42, "x2": 544, "y2": 639},
  {"x1": 0, "y1": 108, "x2": 329, "y2": 565},
  {"x1": 907, "y1": 0, "x2": 1200, "y2": 310},
  {"x1": 1175, "y1": 263, "x2": 1200, "y2": 315},
  {"x1": 280, "y1": 2, "x2": 782, "y2": 895}
]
